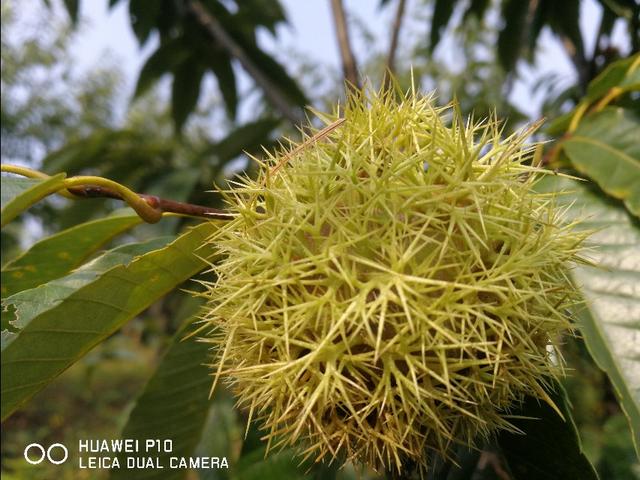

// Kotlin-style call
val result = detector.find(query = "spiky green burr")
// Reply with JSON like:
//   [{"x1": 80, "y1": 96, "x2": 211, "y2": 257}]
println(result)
[{"x1": 200, "y1": 87, "x2": 587, "y2": 474}]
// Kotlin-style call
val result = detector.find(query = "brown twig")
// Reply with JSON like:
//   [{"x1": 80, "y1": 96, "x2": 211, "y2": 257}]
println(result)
[
  {"x1": 184, "y1": 1, "x2": 303, "y2": 126},
  {"x1": 1, "y1": 164, "x2": 232, "y2": 222},
  {"x1": 330, "y1": 0, "x2": 360, "y2": 91},
  {"x1": 65, "y1": 185, "x2": 232, "y2": 221},
  {"x1": 383, "y1": 0, "x2": 407, "y2": 89}
]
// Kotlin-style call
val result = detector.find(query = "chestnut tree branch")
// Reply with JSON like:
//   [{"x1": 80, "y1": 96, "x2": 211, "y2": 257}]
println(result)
[
  {"x1": 383, "y1": 0, "x2": 407, "y2": 89},
  {"x1": 330, "y1": 0, "x2": 360, "y2": 90},
  {"x1": 1, "y1": 164, "x2": 232, "y2": 223}
]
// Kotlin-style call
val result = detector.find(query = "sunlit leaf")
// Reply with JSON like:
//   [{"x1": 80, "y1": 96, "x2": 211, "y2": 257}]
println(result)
[
  {"x1": 585, "y1": 53, "x2": 640, "y2": 103},
  {"x1": 539, "y1": 175, "x2": 640, "y2": 456},
  {"x1": 1, "y1": 174, "x2": 67, "y2": 228},
  {"x1": 1, "y1": 211, "x2": 143, "y2": 297},
  {"x1": 0, "y1": 222, "x2": 217, "y2": 421},
  {"x1": 562, "y1": 107, "x2": 640, "y2": 217}
]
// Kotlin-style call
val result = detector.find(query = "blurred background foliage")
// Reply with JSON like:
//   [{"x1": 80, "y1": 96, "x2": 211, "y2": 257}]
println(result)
[{"x1": 1, "y1": 0, "x2": 639, "y2": 479}]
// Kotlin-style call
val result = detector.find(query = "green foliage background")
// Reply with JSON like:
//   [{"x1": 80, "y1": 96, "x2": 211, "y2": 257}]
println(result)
[{"x1": 1, "y1": 0, "x2": 639, "y2": 479}]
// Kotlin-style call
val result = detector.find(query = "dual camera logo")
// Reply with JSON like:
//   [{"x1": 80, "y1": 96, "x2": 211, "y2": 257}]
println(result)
[{"x1": 23, "y1": 443, "x2": 68, "y2": 465}]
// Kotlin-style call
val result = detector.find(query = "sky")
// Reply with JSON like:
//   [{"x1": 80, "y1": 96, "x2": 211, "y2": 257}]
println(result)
[{"x1": 45, "y1": 0, "x2": 636, "y2": 120}]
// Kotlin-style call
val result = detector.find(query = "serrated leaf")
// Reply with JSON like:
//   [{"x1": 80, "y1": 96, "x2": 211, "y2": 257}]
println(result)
[
  {"x1": 0, "y1": 222, "x2": 217, "y2": 421},
  {"x1": 1, "y1": 174, "x2": 67, "y2": 228},
  {"x1": 171, "y1": 59, "x2": 205, "y2": 132},
  {"x1": 112, "y1": 312, "x2": 212, "y2": 480},
  {"x1": 562, "y1": 107, "x2": 640, "y2": 217},
  {"x1": 497, "y1": 385, "x2": 598, "y2": 479},
  {"x1": 538, "y1": 175, "x2": 640, "y2": 455},
  {"x1": 1, "y1": 211, "x2": 143, "y2": 298}
]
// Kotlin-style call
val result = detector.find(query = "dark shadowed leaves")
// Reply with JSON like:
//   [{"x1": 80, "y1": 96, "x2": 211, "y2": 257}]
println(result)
[{"x1": 497, "y1": 385, "x2": 598, "y2": 479}]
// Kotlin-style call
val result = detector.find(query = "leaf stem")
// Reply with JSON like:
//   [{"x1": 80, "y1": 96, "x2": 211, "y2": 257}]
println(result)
[{"x1": 1, "y1": 164, "x2": 232, "y2": 223}]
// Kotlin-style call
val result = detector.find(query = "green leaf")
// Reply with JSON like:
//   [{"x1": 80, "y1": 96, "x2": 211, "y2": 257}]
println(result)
[
  {"x1": 193, "y1": 392, "x2": 242, "y2": 480},
  {"x1": 1, "y1": 174, "x2": 67, "y2": 228},
  {"x1": 1, "y1": 177, "x2": 40, "y2": 211},
  {"x1": 233, "y1": 449, "x2": 308, "y2": 480},
  {"x1": 429, "y1": 0, "x2": 459, "y2": 51},
  {"x1": 462, "y1": 0, "x2": 491, "y2": 21},
  {"x1": 112, "y1": 312, "x2": 213, "y2": 480},
  {"x1": 546, "y1": 55, "x2": 640, "y2": 136},
  {"x1": 237, "y1": 0, "x2": 287, "y2": 34},
  {"x1": 0, "y1": 222, "x2": 217, "y2": 421},
  {"x1": 206, "y1": 118, "x2": 280, "y2": 163},
  {"x1": 171, "y1": 59, "x2": 205, "y2": 132},
  {"x1": 562, "y1": 107, "x2": 640, "y2": 217},
  {"x1": 497, "y1": 0, "x2": 529, "y2": 71},
  {"x1": 207, "y1": 52, "x2": 238, "y2": 119},
  {"x1": 585, "y1": 54, "x2": 640, "y2": 103},
  {"x1": 134, "y1": 39, "x2": 191, "y2": 99},
  {"x1": 43, "y1": 129, "x2": 143, "y2": 174},
  {"x1": 547, "y1": 1, "x2": 584, "y2": 68},
  {"x1": 497, "y1": 385, "x2": 599, "y2": 479},
  {"x1": 2, "y1": 237, "x2": 172, "y2": 343},
  {"x1": 240, "y1": 40, "x2": 308, "y2": 108},
  {"x1": 545, "y1": 110, "x2": 575, "y2": 137},
  {"x1": 62, "y1": 0, "x2": 79, "y2": 24},
  {"x1": 538, "y1": 175, "x2": 640, "y2": 455},
  {"x1": 129, "y1": 0, "x2": 161, "y2": 46},
  {"x1": 1, "y1": 211, "x2": 143, "y2": 298}
]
